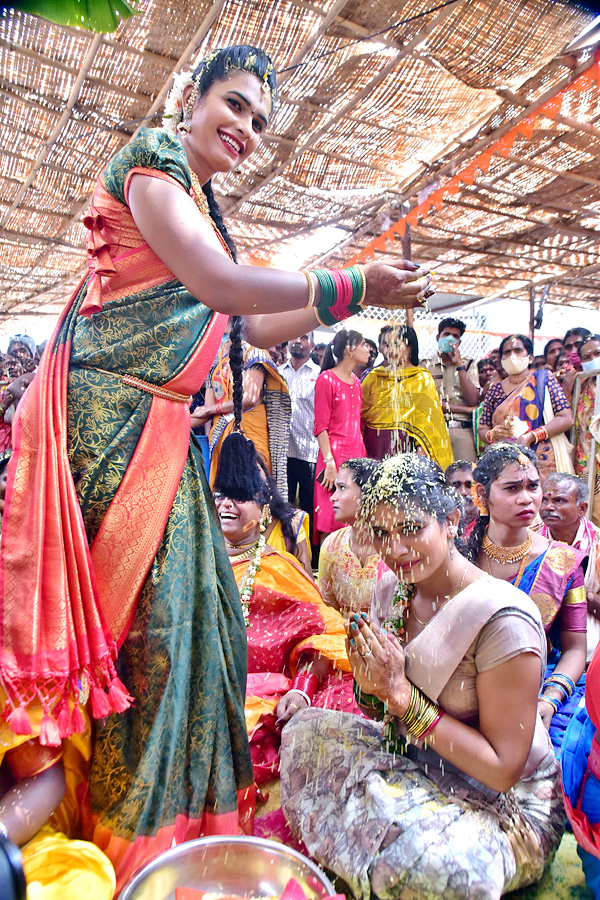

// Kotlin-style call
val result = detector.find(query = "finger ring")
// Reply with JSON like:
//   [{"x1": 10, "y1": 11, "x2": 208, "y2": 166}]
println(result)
[{"x1": 362, "y1": 649, "x2": 373, "y2": 658}]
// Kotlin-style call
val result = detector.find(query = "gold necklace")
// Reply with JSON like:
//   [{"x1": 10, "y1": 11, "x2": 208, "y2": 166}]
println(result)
[
  {"x1": 189, "y1": 170, "x2": 212, "y2": 220},
  {"x1": 482, "y1": 529, "x2": 532, "y2": 564},
  {"x1": 410, "y1": 560, "x2": 469, "y2": 626},
  {"x1": 227, "y1": 546, "x2": 255, "y2": 562}
]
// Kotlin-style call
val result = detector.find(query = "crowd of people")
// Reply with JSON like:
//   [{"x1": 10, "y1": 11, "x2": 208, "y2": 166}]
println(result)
[
  {"x1": 1, "y1": 40, "x2": 600, "y2": 900},
  {"x1": 206, "y1": 318, "x2": 596, "y2": 564}
]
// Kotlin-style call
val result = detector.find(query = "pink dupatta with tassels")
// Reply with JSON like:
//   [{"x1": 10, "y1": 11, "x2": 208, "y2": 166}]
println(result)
[{"x1": 0, "y1": 180, "x2": 227, "y2": 746}]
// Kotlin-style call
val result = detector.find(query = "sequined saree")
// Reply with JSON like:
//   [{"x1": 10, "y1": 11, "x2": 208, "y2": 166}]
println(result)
[
  {"x1": 233, "y1": 546, "x2": 356, "y2": 785},
  {"x1": 0, "y1": 128, "x2": 254, "y2": 893}
]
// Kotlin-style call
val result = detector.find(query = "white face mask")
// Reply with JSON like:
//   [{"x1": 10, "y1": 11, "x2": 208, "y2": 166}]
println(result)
[
  {"x1": 581, "y1": 357, "x2": 600, "y2": 373},
  {"x1": 502, "y1": 354, "x2": 530, "y2": 376}
]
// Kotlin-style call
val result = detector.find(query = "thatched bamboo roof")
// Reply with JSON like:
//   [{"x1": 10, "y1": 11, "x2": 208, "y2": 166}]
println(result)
[{"x1": 0, "y1": 0, "x2": 598, "y2": 326}]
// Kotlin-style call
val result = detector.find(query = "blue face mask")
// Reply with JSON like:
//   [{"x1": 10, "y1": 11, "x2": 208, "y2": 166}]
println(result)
[
  {"x1": 581, "y1": 357, "x2": 600, "y2": 373},
  {"x1": 438, "y1": 335, "x2": 458, "y2": 354}
]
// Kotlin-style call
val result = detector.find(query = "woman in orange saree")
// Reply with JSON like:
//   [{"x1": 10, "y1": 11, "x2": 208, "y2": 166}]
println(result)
[
  {"x1": 212, "y1": 438, "x2": 358, "y2": 785},
  {"x1": 206, "y1": 341, "x2": 291, "y2": 499}
]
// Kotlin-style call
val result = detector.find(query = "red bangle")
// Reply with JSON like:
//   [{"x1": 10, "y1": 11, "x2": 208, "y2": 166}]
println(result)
[
  {"x1": 486, "y1": 430, "x2": 494, "y2": 444},
  {"x1": 215, "y1": 399, "x2": 225, "y2": 416},
  {"x1": 420, "y1": 709, "x2": 445, "y2": 740},
  {"x1": 291, "y1": 672, "x2": 318, "y2": 701},
  {"x1": 532, "y1": 426, "x2": 547, "y2": 444}
]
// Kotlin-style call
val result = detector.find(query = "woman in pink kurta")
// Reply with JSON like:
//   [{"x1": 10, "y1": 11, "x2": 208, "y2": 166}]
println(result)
[{"x1": 313, "y1": 330, "x2": 368, "y2": 537}]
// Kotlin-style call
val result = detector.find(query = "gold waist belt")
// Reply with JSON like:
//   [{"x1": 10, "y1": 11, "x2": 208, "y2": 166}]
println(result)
[{"x1": 80, "y1": 365, "x2": 192, "y2": 404}]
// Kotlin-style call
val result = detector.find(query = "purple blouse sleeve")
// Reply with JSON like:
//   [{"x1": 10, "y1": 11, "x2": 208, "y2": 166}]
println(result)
[{"x1": 560, "y1": 565, "x2": 587, "y2": 633}]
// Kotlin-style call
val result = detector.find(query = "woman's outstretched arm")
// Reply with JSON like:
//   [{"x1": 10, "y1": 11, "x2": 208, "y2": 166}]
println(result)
[{"x1": 128, "y1": 174, "x2": 431, "y2": 346}]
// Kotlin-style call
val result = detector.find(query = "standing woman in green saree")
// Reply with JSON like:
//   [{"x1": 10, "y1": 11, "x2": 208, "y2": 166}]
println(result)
[{"x1": 0, "y1": 45, "x2": 432, "y2": 892}]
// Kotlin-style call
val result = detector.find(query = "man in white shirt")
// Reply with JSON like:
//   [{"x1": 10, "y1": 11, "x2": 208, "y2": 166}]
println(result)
[
  {"x1": 279, "y1": 333, "x2": 320, "y2": 523},
  {"x1": 540, "y1": 472, "x2": 600, "y2": 663}
]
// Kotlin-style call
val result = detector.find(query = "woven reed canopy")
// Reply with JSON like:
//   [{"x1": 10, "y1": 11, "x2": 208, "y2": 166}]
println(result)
[{"x1": 1, "y1": 0, "x2": 599, "y2": 325}]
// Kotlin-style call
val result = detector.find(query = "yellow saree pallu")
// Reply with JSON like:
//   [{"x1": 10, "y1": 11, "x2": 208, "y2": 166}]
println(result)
[
  {"x1": 0, "y1": 702, "x2": 116, "y2": 899},
  {"x1": 361, "y1": 365, "x2": 453, "y2": 467},
  {"x1": 0, "y1": 129, "x2": 255, "y2": 894}
]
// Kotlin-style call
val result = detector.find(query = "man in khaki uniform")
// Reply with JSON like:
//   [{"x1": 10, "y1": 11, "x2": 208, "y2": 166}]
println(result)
[{"x1": 421, "y1": 317, "x2": 481, "y2": 462}]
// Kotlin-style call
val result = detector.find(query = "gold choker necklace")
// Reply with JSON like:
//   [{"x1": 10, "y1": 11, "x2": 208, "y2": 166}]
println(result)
[{"x1": 482, "y1": 530, "x2": 532, "y2": 564}]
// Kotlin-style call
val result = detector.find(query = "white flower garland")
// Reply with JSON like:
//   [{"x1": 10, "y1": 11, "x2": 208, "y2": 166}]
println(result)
[
  {"x1": 162, "y1": 70, "x2": 196, "y2": 132},
  {"x1": 237, "y1": 532, "x2": 266, "y2": 627}
]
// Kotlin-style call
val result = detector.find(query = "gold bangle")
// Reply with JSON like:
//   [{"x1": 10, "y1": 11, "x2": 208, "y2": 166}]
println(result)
[
  {"x1": 355, "y1": 263, "x2": 367, "y2": 307},
  {"x1": 301, "y1": 270, "x2": 316, "y2": 310},
  {"x1": 401, "y1": 682, "x2": 440, "y2": 739},
  {"x1": 314, "y1": 305, "x2": 326, "y2": 326}
]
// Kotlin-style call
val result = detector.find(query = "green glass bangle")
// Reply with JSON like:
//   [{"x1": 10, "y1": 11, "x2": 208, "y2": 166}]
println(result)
[
  {"x1": 311, "y1": 268, "x2": 338, "y2": 326},
  {"x1": 353, "y1": 681, "x2": 386, "y2": 717}
]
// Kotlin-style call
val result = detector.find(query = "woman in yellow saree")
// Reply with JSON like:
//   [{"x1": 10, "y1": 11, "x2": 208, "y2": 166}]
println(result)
[
  {"x1": 0, "y1": 711, "x2": 115, "y2": 899},
  {"x1": 361, "y1": 325, "x2": 453, "y2": 467}
]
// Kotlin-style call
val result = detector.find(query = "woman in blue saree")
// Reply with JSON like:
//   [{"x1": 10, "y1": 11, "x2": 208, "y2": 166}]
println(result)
[{"x1": 467, "y1": 442, "x2": 587, "y2": 756}]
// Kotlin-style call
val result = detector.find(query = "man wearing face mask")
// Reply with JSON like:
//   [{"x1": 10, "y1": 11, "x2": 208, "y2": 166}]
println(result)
[
  {"x1": 421, "y1": 317, "x2": 480, "y2": 461},
  {"x1": 478, "y1": 333, "x2": 573, "y2": 480}
]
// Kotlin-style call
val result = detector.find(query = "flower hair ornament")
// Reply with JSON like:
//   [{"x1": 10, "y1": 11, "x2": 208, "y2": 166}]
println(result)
[
  {"x1": 471, "y1": 481, "x2": 488, "y2": 516},
  {"x1": 163, "y1": 70, "x2": 198, "y2": 133}
]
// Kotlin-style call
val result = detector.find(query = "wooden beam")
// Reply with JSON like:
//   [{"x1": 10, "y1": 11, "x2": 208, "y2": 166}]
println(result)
[
  {"x1": 502, "y1": 152, "x2": 600, "y2": 189},
  {"x1": 132, "y1": 0, "x2": 228, "y2": 139},
  {"x1": 262, "y1": 132, "x2": 400, "y2": 176},
  {"x1": 465, "y1": 178, "x2": 600, "y2": 220},
  {"x1": 0, "y1": 38, "x2": 150, "y2": 103},
  {"x1": 442, "y1": 196, "x2": 600, "y2": 240},
  {"x1": 0, "y1": 227, "x2": 80, "y2": 249},
  {"x1": 277, "y1": 93, "x2": 447, "y2": 145},
  {"x1": 396, "y1": 53, "x2": 600, "y2": 204},
  {"x1": 224, "y1": 0, "x2": 462, "y2": 214},
  {"x1": 278, "y1": 0, "x2": 351, "y2": 88},
  {"x1": 0, "y1": 87, "x2": 133, "y2": 140},
  {"x1": 0, "y1": 265, "x2": 88, "y2": 322},
  {"x1": 412, "y1": 232, "x2": 582, "y2": 268},
  {"x1": 497, "y1": 88, "x2": 600, "y2": 142},
  {"x1": 249, "y1": 198, "x2": 384, "y2": 251}
]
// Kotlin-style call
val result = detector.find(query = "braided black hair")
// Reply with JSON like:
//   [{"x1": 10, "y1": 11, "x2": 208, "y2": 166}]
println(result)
[{"x1": 460, "y1": 442, "x2": 538, "y2": 562}]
